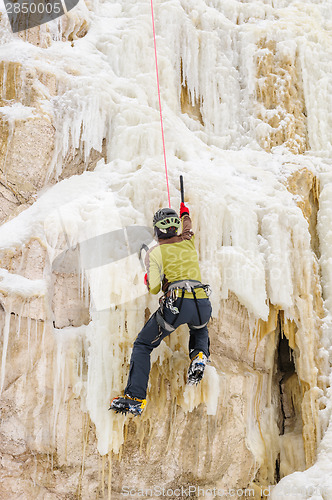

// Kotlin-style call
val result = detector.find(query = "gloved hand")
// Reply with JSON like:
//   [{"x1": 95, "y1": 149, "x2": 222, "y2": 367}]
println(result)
[
  {"x1": 144, "y1": 273, "x2": 148, "y2": 287},
  {"x1": 180, "y1": 202, "x2": 189, "y2": 217}
]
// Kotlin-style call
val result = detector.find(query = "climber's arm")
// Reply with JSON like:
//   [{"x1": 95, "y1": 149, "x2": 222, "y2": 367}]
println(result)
[
  {"x1": 144, "y1": 248, "x2": 163, "y2": 295},
  {"x1": 180, "y1": 203, "x2": 193, "y2": 240}
]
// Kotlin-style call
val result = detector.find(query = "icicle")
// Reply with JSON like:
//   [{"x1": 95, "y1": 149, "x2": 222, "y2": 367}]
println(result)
[
  {"x1": 27, "y1": 313, "x2": 31, "y2": 366},
  {"x1": 0, "y1": 303, "x2": 12, "y2": 395},
  {"x1": 16, "y1": 301, "x2": 24, "y2": 338}
]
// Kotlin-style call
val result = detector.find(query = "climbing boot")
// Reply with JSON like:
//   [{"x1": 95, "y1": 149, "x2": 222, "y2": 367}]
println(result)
[
  {"x1": 109, "y1": 394, "x2": 147, "y2": 416},
  {"x1": 187, "y1": 352, "x2": 208, "y2": 385}
]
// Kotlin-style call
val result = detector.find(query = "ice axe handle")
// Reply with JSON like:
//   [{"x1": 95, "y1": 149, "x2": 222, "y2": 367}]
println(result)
[{"x1": 180, "y1": 175, "x2": 184, "y2": 203}]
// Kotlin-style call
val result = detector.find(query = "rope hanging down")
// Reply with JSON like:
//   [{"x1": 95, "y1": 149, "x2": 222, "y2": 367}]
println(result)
[{"x1": 150, "y1": 0, "x2": 171, "y2": 208}]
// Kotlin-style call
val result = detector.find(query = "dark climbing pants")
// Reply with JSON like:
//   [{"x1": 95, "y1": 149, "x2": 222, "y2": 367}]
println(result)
[{"x1": 124, "y1": 297, "x2": 212, "y2": 399}]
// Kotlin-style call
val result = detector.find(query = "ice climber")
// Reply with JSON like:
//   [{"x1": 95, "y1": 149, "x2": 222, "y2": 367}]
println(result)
[{"x1": 109, "y1": 202, "x2": 212, "y2": 416}]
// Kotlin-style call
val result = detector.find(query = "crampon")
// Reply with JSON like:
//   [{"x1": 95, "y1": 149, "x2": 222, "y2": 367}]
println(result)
[
  {"x1": 187, "y1": 352, "x2": 208, "y2": 385},
  {"x1": 109, "y1": 394, "x2": 146, "y2": 416}
]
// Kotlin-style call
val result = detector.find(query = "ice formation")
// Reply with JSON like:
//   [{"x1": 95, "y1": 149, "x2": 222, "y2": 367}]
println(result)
[{"x1": 0, "y1": 0, "x2": 332, "y2": 496}]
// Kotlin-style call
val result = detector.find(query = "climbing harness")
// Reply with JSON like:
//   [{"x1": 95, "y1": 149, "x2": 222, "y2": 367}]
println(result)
[
  {"x1": 150, "y1": 0, "x2": 171, "y2": 208},
  {"x1": 155, "y1": 280, "x2": 212, "y2": 334}
]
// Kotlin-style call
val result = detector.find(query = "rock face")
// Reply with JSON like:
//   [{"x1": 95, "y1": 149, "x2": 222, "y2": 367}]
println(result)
[{"x1": 1, "y1": 1, "x2": 332, "y2": 499}]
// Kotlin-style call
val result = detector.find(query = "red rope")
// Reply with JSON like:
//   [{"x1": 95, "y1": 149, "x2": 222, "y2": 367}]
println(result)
[{"x1": 150, "y1": 0, "x2": 171, "y2": 208}]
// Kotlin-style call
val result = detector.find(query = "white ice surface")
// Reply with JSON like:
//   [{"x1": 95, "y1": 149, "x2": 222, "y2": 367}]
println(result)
[
  {"x1": 0, "y1": 269, "x2": 47, "y2": 297},
  {"x1": 0, "y1": 0, "x2": 331, "y2": 485}
]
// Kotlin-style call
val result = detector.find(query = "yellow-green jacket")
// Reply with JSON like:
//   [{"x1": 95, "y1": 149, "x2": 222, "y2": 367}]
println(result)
[{"x1": 145, "y1": 214, "x2": 207, "y2": 299}]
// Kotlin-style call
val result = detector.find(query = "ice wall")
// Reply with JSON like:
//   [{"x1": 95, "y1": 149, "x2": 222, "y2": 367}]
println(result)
[
  {"x1": 271, "y1": 162, "x2": 332, "y2": 498},
  {"x1": 0, "y1": 0, "x2": 332, "y2": 497}
]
